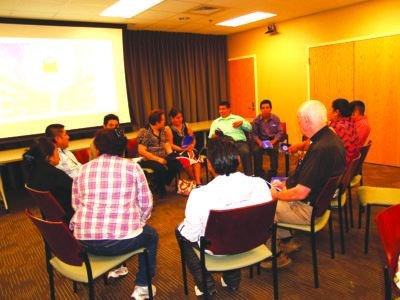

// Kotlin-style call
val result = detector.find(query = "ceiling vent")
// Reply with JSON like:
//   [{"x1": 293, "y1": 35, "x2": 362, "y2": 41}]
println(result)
[{"x1": 190, "y1": 6, "x2": 221, "y2": 15}]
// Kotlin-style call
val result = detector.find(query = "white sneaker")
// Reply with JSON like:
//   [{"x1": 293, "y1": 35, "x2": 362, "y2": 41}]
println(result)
[
  {"x1": 194, "y1": 285, "x2": 203, "y2": 296},
  {"x1": 194, "y1": 285, "x2": 216, "y2": 297},
  {"x1": 221, "y1": 277, "x2": 227, "y2": 287},
  {"x1": 108, "y1": 266, "x2": 128, "y2": 279},
  {"x1": 131, "y1": 285, "x2": 156, "y2": 299}
]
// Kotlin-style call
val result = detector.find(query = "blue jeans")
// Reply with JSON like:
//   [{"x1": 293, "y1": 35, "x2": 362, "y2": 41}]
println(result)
[{"x1": 79, "y1": 225, "x2": 159, "y2": 286}]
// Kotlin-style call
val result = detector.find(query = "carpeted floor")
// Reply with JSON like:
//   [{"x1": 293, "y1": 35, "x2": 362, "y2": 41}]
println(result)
[{"x1": 1, "y1": 154, "x2": 400, "y2": 299}]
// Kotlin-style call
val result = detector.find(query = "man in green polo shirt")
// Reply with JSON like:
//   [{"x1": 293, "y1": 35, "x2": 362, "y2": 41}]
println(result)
[{"x1": 209, "y1": 101, "x2": 252, "y2": 175}]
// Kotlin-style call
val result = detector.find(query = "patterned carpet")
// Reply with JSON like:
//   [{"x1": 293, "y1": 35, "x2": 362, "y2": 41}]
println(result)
[{"x1": 1, "y1": 155, "x2": 400, "y2": 299}]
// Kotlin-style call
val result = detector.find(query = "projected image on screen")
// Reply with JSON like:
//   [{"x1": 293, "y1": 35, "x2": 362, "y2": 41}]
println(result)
[{"x1": 0, "y1": 38, "x2": 117, "y2": 124}]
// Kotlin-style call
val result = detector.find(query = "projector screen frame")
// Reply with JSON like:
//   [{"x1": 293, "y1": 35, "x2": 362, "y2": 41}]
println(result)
[{"x1": 0, "y1": 17, "x2": 135, "y2": 146}]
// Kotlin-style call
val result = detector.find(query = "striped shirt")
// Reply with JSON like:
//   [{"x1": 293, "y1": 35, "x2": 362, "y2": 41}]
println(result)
[
  {"x1": 69, "y1": 154, "x2": 153, "y2": 240},
  {"x1": 56, "y1": 148, "x2": 82, "y2": 178},
  {"x1": 329, "y1": 117, "x2": 359, "y2": 162}
]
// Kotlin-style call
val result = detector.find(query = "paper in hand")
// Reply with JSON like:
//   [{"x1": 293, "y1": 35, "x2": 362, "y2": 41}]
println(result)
[{"x1": 262, "y1": 140, "x2": 272, "y2": 149}]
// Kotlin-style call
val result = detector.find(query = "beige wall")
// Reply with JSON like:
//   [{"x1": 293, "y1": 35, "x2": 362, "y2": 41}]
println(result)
[{"x1": 227, "y1": 0, "x2": 400, "y2": 147}]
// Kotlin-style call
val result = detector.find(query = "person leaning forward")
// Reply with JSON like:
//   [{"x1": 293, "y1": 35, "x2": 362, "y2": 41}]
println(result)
[
  {"x1": 251, "y1": 99, "x2": 284, "y2": 181},
  {"x1": 261, "y1": 100, "x2": 347, "y2": 269},
  {"x1": 208, "y1": 101, "x2": 252, "y2": 176},
  {"x1": 176, "y1": 137, "x2": 272, "y2": 296}
]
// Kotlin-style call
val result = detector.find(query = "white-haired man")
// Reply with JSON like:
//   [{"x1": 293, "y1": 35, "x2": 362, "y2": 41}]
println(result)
[{"x1": 262, "y1": 100, "x2": 347, "y2": 268}]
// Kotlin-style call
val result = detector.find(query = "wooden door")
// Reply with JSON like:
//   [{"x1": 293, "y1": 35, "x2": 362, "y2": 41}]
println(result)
[
  {"x1": 228, "y1": 56, "x2": 256, "y2": 118},
  {"x1": 354, "y1": 35, "x2": 400, "y2": 166},
  {"x1": 309, "y1": 42, "x2": 354, "y2": 110}
]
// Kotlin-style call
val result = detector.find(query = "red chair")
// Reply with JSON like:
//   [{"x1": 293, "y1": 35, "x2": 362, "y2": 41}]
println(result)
[
  {"x1": 25, "y1": 209, "x2": 153, "y2": 300},
  {"x1": 73, "y1": 148, "x2": 90, "y2": 164},
  {"x1": 126, "y1": 138, "x2": 139, "y2": 158},
  {"x1": 330, "y1": 152, "x2": 361, "y2": 254},
  {"x1": 344, "y1": 140, "x2": 372, "y2": 228},
  {"x1": 178, "y1": 200, "x2": 279, "y2": 300},
  {"x1": 25, "y1": 185, "x2": 65, "y2": 222},
  {"x1": 375, "y1": 204, "x2": 400, "y2": 300}
]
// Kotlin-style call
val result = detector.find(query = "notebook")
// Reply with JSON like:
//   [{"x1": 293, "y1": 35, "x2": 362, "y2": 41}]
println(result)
[{"x1": 182, "y1": 136, "x2": 194, "y2": 148}]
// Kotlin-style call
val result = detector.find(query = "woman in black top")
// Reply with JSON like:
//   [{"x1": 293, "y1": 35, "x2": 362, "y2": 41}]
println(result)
[
  {"x1": 23, "y1": 137, "x2": 74, "y2": 223},
  {"x1": 166, "y1": 107, "x2": 203, "y2": 186}
]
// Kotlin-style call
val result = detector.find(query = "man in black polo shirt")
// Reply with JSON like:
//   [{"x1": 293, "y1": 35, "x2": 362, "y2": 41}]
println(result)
[{"x1": 261, "y1": 100, "x2": 346, "y2": 269}]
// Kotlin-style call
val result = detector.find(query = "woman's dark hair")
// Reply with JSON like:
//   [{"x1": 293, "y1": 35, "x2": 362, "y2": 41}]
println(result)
[
  {"x1": 168, "y1": 107, "x2": 183, "y2": 126},
  {"x1": 332, "y1": 98, "x2": 353, "y2": 118},
  {"x1": 148, "y1": 109, "x2": 165, "y2": 125},
  {"x1": 207, "y1": 136, "x2": 239, "y2": 176},
  {"x1": 23, "y1": 137, "x2": 56, "y2": 178},
  {"x1": 94, "y1": 128, "x2": 127, "y2": 157},
  {"x1": 168, "y1": 107, "x2": 181, "y2": 119}
]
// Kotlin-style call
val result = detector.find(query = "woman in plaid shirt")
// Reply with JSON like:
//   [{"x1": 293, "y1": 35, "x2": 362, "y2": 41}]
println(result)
[{"x1": 69, "y1": 128, "x2": 158, "y2": 299}]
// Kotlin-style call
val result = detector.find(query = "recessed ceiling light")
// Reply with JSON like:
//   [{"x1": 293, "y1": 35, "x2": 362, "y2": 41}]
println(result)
[
  {"x1": 217, "y1": 12, "x2": 276, "y2": 27},
  {"x1": 100, "y1": 0, "x2": 164, "y2": 18}
]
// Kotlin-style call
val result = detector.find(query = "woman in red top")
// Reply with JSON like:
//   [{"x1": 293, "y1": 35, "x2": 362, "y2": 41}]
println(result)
[{"x1": 328, "y1": 98, "x2": 360, "y2": 162}]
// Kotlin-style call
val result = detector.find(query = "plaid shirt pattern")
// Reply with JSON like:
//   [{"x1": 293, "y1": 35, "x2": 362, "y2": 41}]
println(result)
[
  {"x1": 56, "y1": 148, "x2": 82, "y2": 178},
  {"x1": 69, "y1": 154, "x2": 153, "y2": 240}
]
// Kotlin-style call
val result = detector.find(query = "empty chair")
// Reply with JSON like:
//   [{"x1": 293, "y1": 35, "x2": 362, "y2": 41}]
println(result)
[
  {"x1": 177, "y1": 200, "x2": 279, "y2": 300},
  {"x1": 25, "y1": 209, "x2": 153, "y2": 300},
  {"x1": 375, "y1": 204, "x2": 400, "y2": 300},
  {"x1": 278, "y1": 175, "x2": 341, "y2": 288},
  {"x1": 357, "y1": 186, "x2": 400, "y2": 254}
]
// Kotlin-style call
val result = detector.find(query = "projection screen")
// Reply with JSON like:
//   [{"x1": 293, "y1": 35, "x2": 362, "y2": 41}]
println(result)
[{"x1": 0, "y1": 22, "x2": 131, "y2": 142}]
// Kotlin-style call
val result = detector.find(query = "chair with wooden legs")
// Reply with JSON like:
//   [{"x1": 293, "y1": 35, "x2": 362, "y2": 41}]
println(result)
[{"x1": 278, "y1": 175, "x2": 342, "y2": 288}]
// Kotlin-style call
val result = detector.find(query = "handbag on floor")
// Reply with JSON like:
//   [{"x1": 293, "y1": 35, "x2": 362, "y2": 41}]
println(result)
[{"x1": 177, "y1": 179, "x2": 196, "y2": 195}]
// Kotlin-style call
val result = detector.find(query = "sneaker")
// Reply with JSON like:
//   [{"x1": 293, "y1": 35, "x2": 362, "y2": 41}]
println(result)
[
  {"x1": 260, "y1": 253, "x2": 292, "y2": 270},
  {"x1": 194, "y1": 285, "x2": 203, "y2": 296},
  {"x1": 221, "y1": 277, "x2": 239, "y2": 291},
  {"x1": 108, "y1": 266, "x2": 128, "y2": 279},
  {"x1": 194, "y1": 285, "x2": 216, "y2": 297},
  {"x1": 131, "y1": 285, "x2": 156, "y2": 299}
]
